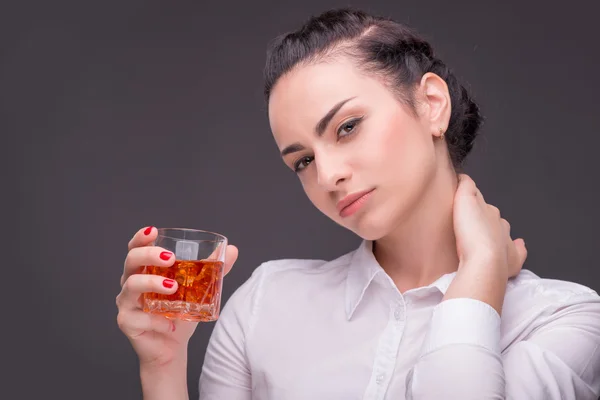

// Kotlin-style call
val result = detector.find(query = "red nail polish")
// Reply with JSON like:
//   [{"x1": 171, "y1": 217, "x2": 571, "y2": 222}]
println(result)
[
  {"x1": 143, "y1": 226, "x2": 153, "y2": 235},
  {"x1": 163, "y1": 279, "x2": 175, "y2": 288},
  {"x1": 159, "y1": 251, "x2": 172, "y2": 261}
]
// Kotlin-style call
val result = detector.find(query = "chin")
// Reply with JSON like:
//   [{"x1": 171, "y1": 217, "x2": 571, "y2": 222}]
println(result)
[
  {"x1": 342, "y1": 207, "x2": 397, "y2": 241},
  {"x1": 350, "y1": 192, "x2": 420, "y2": 241}
]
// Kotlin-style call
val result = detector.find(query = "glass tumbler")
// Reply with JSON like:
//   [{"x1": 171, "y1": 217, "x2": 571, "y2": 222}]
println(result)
[{"x1": 142, "y1": 228, "x2": 227, "y2": 322}]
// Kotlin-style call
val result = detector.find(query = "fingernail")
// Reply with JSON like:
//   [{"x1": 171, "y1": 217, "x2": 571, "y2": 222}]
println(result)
[
  {"x1": 143, "y1": 226, "x2": 153, "y2": 235},
  {"x1": 159, "y1": 251, "x2": 173, "y2": 261},
  {"x1": 162, "y1": 279, "x2": 175, "y2": 288}
]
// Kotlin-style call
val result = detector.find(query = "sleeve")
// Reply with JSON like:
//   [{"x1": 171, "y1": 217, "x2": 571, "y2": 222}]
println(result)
[
  {"x1": 405, "y1": 294, "x2": 600, "y2": 400},
  {"x1": 198, "y1": 263, "x2": 267, "y2": 400}
]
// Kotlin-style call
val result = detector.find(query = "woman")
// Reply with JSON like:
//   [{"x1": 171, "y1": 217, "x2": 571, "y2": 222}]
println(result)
[{"x1": 116, "y1": 8, "x2": 600, "y2": 400}]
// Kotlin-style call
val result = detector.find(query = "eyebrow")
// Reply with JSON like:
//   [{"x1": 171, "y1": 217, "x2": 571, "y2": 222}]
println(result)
[{"x1": 280, "y1": 96, "x2": 356, "y2": 157}]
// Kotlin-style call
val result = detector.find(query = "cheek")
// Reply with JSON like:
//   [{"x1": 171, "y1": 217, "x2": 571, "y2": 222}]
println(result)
[
  {"x1": 366, "y1": 119, "x2": 419, "y2": 171},
  {"x1": 300, "y1": 179, "x2": 334, "y2": 217},
  {"x1": 370, "y1": 119, "x2": 436, "y2": 194}
]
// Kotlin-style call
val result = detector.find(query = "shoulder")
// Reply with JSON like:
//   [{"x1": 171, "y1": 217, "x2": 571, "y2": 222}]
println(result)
[
  {"x1": 220, "y1": 249, "x2": 355, "y2": 324},
  {"x1": 501, "y1": 269, "x2": 600, "y2": 342},
  {"x1": 253, "y1": 250, "x2": 354, "y2": 286},
  {"x1": 237, "y1": 250, "x2": 354, "y2": 306},
  {"x1": 499, "y1": 270, "x2": 600, "y2": 396},
  {"x1": 505, "y1": 269, "x2": 598, "y2": 307}
]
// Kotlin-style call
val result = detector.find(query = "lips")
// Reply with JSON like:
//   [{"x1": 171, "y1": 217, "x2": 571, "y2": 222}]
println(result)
[{"x1": 336, "y1": 189, "x2": 374, "y2": 214}]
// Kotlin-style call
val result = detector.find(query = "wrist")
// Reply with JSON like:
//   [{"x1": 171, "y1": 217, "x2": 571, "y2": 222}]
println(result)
[
  {"x1": 140, "y1": 356, "x2": 187, "y2": 376},
  {"x1": 140, "y1": 353, "x2": 189, "y2": 400},
  {"x1": 445, "y1": 258, "x2": 509, "y2": 315},
  {"x1": 459, "y1": 254, "x2": 509, "y2": 281},
  {"x1": 139, "y1": 343, "x2": 189, "y2": 369}
]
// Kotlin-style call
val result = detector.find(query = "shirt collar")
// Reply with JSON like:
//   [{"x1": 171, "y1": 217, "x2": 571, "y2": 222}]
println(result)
[
  {"x1": 345, "y1": 240, "x2": 382, "y2": 320},
  {"x1": 345, "y1": 240, "x2": 457, "y2": 320}
]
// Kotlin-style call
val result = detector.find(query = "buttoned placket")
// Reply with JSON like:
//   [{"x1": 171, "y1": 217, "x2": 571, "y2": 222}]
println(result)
[{"x1": 362, "y1": 281, "x2": 409, "y2": 400}]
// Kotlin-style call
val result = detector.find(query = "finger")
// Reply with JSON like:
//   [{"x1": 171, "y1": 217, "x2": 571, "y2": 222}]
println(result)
[
  {"x1": 117, "y1": 310, "x2": 174, "y2": 339},
  {"x1": 116, "y1": 274, "x2": 178, "y2": 311},
  {"x1": 128, "y1": 226, "x2": 157, "y2": 252},
  {"x1": 457, "y1": 173, "x2": 469, "y2": 183},
  {"x1": 474, "y1": 184, "x2": 487, "y2": 205},
  {"x1": 223, "y1": 245, "x2": 239, "y2": 276},
  {"x1": 457, "y1": 174, "x2": 477, "y2": 195},
  {"x1": 507, "y1": 238, "x2": 527, "y2": 278},
  {"x1": 487, "y1": 205, "x2": 501, "y2": 218},
  {"x1": 514, "y1": 238, "x2": 528, "y2": 267},
  {"x1": 501, "y1": 218, "x2": 511, "y2": 236},
  {"x1": 457, "y1": 174, "x2": 487, "y2": 204},
  {"x1": 122, "y1": 246, "x2": 176, "y2": 286}
]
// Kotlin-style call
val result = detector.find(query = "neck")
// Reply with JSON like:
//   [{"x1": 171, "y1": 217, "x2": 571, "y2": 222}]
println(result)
[{"x1": 373, "y1": 165, "x2": 459, "y2": 293}]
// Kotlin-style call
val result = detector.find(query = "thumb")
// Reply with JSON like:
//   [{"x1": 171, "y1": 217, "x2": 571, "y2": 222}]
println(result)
[{"x1": 223, "y1": 245, "x2": 239, "y2": 276}]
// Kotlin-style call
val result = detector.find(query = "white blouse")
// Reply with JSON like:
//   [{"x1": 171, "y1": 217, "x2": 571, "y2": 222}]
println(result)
[{"x1": 199, "y1": 240, "x2": 600, "y2": 399}]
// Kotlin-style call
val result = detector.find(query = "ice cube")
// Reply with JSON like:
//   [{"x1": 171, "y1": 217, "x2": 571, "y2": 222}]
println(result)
[{"x1": 175, "y1": 240, "x2": 199, "y2": 261}]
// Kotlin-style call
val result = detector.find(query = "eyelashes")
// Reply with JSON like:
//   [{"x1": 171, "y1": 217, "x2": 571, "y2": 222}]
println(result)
[
  {"x1": 293, "y1": 155, "x2": 314, "y2": 172},
  {"x1": 336, "y1": 116, "x2": 363, "y2": 138},
  {"x1": 293, "y1": 116, "x2": 364, "y2": 173}
]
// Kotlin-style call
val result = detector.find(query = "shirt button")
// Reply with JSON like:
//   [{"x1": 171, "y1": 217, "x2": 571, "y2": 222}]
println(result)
[
  {"x1": 376, "y1": 374, "x2": 385, "y2": 385},
  {"x1": 394, "y1": 308, "x2": 403, "y2": 320}
]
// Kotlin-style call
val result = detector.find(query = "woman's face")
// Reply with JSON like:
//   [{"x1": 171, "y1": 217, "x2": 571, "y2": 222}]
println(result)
[{"x1": 268, "y1": 57, "x2": 449, "y2": 240}]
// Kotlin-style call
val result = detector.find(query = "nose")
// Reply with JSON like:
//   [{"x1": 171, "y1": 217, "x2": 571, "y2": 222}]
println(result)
[{"x1": 315, "y1": 150, "x2": 351, "y2": 190}]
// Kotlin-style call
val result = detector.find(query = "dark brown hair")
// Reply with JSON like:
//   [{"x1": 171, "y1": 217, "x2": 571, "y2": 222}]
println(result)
[{"x1": 263, "y1": 8, "x2": 482, "y2": 169}]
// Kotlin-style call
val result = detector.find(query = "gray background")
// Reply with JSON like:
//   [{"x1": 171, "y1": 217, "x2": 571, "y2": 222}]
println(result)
[{"x1": 4, "y1": 0, "x2": 599, "y2": 398}]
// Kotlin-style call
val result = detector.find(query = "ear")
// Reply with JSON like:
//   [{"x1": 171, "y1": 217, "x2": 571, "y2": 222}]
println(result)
[{"x1": 417, "y1": 72, "x2": 451, "y2": 138}]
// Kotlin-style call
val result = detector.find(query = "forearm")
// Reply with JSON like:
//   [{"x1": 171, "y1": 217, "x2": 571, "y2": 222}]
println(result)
[
  {"x1": 443, "y1": 258, "x2": 508, "y2": 315},
  {"x1": 140, "y1": 355, "x2": 189, "y2": 400}
]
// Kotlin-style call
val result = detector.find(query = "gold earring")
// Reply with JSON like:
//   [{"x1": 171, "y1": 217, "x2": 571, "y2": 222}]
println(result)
[{"x1": 439, "y1": 127, "x2": 445, "y2": 140}]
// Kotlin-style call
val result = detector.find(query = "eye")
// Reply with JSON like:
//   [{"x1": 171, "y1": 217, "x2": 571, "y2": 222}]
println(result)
[
  {"x1": 337, "y1": 117, "x2": 363, "y2": 138},
  {"x1": 293, "y1": 155, "x2": 314, "y2": 173}
]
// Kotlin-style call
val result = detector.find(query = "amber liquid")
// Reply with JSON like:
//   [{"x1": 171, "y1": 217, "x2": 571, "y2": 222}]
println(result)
[{"x1": 143, "y1": 259, "x2": 224, "y2": 322}]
